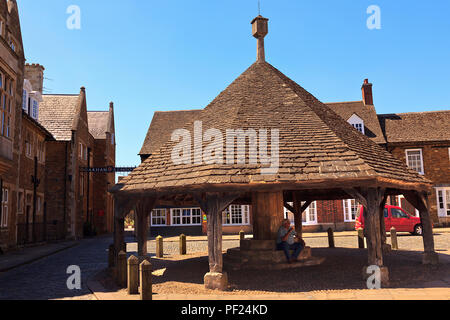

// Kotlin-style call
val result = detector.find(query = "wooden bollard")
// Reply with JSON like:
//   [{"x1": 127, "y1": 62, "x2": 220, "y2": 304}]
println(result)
[
  {"x1": 108, "y1": 244, "x2": 115, "y2": 267},
  {"x1": 156, "y1": 236, "x2": 163, "y2": 258},
  {"x1": 327, "y1": 228, "x2": 335, "y2": 248},
  {"x1": 117, "y1": 250, "x2": 127, "y2": 288},
  {"x1": 179, "y1": 234, "x2": 186, "y2": 255},
  {"x1": 140, "y1": 260, "x2": 152, "y2": 300},
  {"x1": 390, "y1": 227, "x2": 398, "y2": 250},
  {"x1": 127, "y1": 255, "x2": 139, "y2": 294},
  {"x1": 239, "y1": 230, "x2": 245, "y2": 241},
  {"x1": 357, "y1": 228, "x2": 365, "y2": 249}
]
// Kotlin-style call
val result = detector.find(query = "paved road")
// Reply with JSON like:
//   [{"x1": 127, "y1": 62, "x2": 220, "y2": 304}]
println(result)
[{"x1": 0, "y1": 236, "x2": 111, "y2": 300}]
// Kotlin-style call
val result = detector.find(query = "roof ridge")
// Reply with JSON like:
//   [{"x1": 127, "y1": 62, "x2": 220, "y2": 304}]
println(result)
[
  {"x1": 379, "y1": 110, "x2": 450, "y2": 116},
  {"x1": 325, "y1": 101, "x2": 363, "y2": 105}
]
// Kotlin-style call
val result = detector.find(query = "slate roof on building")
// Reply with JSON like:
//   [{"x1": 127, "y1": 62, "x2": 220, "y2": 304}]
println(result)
[
  {"x1": 39, "y1": 94, "x2": 80, "y2": 141},
  {"x1": 22, "y1": 110, "x2": 55, "y2": 140},
  {"x1": 326, "y1": 101, "x2": 386, "y2": 144},
  {"x1": 378, "y1": 111, "x2": 450, "y2": 144},
  {"x1": 88, "y1": 111, "x2": 110, "y2": 139},
  {"x1": 116, "y1": 61, "x2": 429, "y2": 194},
  {"x1": 139, "y1": 109, "x2": 202, "y2": 156}
]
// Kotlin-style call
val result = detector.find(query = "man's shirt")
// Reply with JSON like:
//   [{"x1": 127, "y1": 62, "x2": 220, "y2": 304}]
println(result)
[{"x1": 276, "y1": 226, "x2": 296, "y2": 245}]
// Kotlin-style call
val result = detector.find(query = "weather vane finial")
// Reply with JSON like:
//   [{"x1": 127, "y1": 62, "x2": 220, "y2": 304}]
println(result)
[{"x1": 258, "y1": 0, "x2": 261, "y2": 15}]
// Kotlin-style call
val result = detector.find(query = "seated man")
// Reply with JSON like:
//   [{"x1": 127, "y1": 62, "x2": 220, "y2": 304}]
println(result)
[{"x1": 276, "y1": 219, "x2": 305, "y2": 263}]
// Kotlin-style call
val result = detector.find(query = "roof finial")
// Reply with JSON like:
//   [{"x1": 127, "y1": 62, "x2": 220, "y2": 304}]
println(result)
[
  {"x1": 258, "y1": 0, "x2": 261, "y2": 15},
  {"x1": 251, "y1": 15, "x2": 269, "y2": 62}
]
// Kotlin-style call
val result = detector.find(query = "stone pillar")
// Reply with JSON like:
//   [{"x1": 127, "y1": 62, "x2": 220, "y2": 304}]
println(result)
[
  {"x1": 390, "y1": 227, "x2": 398, "y2": 250},
  {"x1": 156, "y1": 236, "x2": 163, "y2": 258},
  {"x1": 179, "y1": 234, "x2": 186, "y2": 255},
  {"x1": 140, "y1": 260, "x2": 152, "y2": 300},
  {"x1": 116, "y1": 250, "x2": 127, "y2": 288},
  {"x1": 251, "y1": 191, "x2": 284, "y2": 241},
  {"x1": 127, "y1": 255, "x2": 139, "y2": 294}
]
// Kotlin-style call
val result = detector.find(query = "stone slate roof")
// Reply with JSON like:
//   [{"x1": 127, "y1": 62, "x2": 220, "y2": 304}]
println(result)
[
  {"x1": 139, "y1": 109, "x2": 202, "y2": 156},
  {"x1": 87, "y1": 111, "x2": 109, "y2": 139},
  {"x1": 39, "y1": 94, "x2": 80, "y2": 141},
  {"x1": 326, "y1": 101, "x2": 386, "y2": 144},
  {"x1": 22, "y1": 110, "x2": 54, "y2": 140},
  {"x1": 378, "y1": 111, "x2": 450, "y2": 144},
  {"x1": 116, "y1": 61, "x2": 430, "y2": 194}
]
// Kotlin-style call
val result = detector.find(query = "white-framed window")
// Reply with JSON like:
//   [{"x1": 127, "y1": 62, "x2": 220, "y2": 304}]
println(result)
[
  {"x1": 17, "y1": 190, "x2": 24, "y2": 214},
  {"x1": 284, "y1": 202, "x2": 317, "y2": 226},
  {"x1": 32, "y1": 99, "x2": 38, "y2": 120},
  {"x1": 348, "y1": 114, "x2": 365, "y2": 135},
  {"x1": 171, "y1": 208, "x2": 202, "y2": 226},
  {"x1": 151, "y1": 209, "x2": 167, "y2": 226},
  {"x1": 25, "y1": 132, "x2": 32, "y2": 158},
  {"x1": 343, "y1": 199, "x2": 359, "y2": 222},
  {"x1": 222, "y1": 205, "x2": 250, "y2": 225},
  {"x1": 9, "y1": 39, "x2": 15, "y2": 52},
  {"x1": 302, "y1": 201, "x2": 317, "y2": 225},
  {"x1": 22, "y1": 89, "x2": 27, "y2": 111},
  {"x1": 0, "y1": 20, "x2": 3, "y2": 37},
  {"x1": 1, "y1": 188, "x2": 8, "y2": 228},
  {"x1": 405, "y1": 149, "x2": 424, "y2": 175},
  {"x1": 436, "y1": 188, "x2": 450, "y2": 217}
]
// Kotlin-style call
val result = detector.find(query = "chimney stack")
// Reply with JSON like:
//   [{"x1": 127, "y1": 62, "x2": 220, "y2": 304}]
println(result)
[
  {"x1": 251, "y1": 15, "x2": 269, "y2": 62},
  {"x1": 24, "y1": 64, "x2": 45, "y2": 94},
  {"x1": 361, "y1": 79, "x2": 373, "y2": 105}
]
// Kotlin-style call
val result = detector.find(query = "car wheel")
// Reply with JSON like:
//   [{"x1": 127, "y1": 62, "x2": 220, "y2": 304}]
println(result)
[{"x1": 413, "y1": 224, "x2": 423, "y2": 236}]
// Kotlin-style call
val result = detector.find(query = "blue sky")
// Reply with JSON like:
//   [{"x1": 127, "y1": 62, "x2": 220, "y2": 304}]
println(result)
[{"x1": 19, "y1": 0, "x2": 450, "y2": 168}]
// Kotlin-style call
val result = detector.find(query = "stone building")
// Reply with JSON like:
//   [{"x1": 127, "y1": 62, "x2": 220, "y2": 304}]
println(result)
[
  {"x1": 16, "y1": 66, "x2": 54, "y2": 245},
  {"x1": 39, "y1": 81, "x2": 116, "y2": 239},
  {"x1": 87, "y1": 104, "x2": 116, "y2": 234},
  {"x1": 0, "y1": 0, "x2": 25, "y2": 251}
]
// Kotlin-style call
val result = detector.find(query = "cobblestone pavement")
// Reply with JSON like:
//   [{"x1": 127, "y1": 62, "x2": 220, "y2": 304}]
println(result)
[{"x1": 0, "y1": 236, "x2": 111, "y2": 300}]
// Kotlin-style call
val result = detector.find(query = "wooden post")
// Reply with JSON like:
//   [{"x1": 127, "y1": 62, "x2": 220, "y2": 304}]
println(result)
[
  {"x1": 156, "y1": 236, "x2": 163, "y2": 258},
  {"x1": 403, "y1": 191, "x2": 439, "y2": 265},
  {"x1": 135, "y1": 197, "x2": 157, "y2": 259},
  {"x1": 116, "y1": 250, "x2": 127, "y2": 288},
  {"x1": 127, "y1": 255, "x2": 139, "y2": 294},
  {"x1": 292, "y1": 193, "x2": 311, "y2": 239},
  {"x1": 390, "y1": 227, "x2": 398, "y2": 250},
  {"x1": 239, "y1": 230, "x2": 245, "y2": 241},
  {"x1": 195, "y1": 192, "x2": 239, "y2": 291},
  {"x1": 252, "y1": 191, "x2": 284, "y2": 240},
  {"x1": 357, "y1": 228, "x2": 365, "y2": 248},
  {"x1": 179, "y1": 234, "x2": 186, "y2": 255},
  {"x1": 327, "y1": 228, "x2": 335, "y2": 248},
  {"x1": 139, "y1": 260, "x2": 152, "y2": 300}
]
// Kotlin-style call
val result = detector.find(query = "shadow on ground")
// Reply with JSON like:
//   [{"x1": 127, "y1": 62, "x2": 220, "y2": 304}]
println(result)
[{"x1": 97, "y1": 246, "x2": 449, "y2": 296}]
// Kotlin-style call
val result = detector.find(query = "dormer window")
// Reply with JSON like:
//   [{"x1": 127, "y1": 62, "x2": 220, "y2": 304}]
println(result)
[
  {"x1": 347, "y1": 114, "x2": 365, "y2": 135},
  {"x1": 32, "y1": 99, "x2": 39, "y2": 120}
]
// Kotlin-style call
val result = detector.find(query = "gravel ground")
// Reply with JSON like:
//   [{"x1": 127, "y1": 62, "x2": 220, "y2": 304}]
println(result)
[{"x1": 117, "y1": 232, "x2": 450, "y2": 296}]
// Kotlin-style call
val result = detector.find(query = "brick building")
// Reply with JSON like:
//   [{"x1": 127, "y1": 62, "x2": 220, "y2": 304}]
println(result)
[
  {"x1": 0, "y1": 0, "x2": 25, "y2": 251},
  {"x1": 378, "y1": 111, "x2": 450, "y2": 226}
]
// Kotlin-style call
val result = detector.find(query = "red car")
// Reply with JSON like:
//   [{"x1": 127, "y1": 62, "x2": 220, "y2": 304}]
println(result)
[{"x1": 355, "y1": 205, "x2": 423, "y2": 235}]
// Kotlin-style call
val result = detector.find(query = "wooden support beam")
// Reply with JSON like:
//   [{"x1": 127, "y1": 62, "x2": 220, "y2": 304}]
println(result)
[
  {"x1": 135, "y1": 197, "x2": 157, "y2": 258},
  {"x1": 403, "y1": 191, "x2": 438, "y2": 264},
  {"x1": 194, "y1": 192, "x2": 239, "y2": 291}
]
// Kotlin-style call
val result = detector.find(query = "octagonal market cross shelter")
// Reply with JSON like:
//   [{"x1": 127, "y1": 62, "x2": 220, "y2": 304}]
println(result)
[{"x1": 110, "y1": 15, "x2": 438, "y2": 291}]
